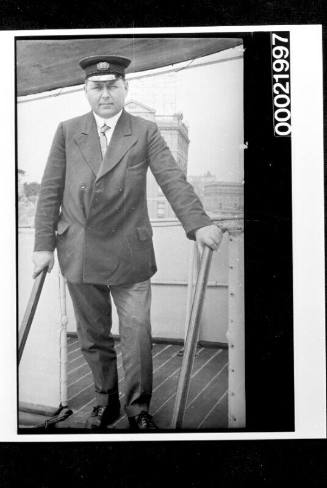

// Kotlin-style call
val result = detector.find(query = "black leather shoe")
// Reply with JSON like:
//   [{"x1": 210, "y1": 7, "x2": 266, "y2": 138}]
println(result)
[
  {"x1": 128, "y1": 411, "x2": 158, "y2": 431},
  {"x1": 85, "y1": 401, "x2": 120, "y2": 430}
]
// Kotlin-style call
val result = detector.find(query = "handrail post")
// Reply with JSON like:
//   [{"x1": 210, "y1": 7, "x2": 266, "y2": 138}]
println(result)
[
  {"x1": 58, "y1": 271, "x2": 68, "y2": 408},
  {"x1": 183, "y1": 241, "x2": 201, "y2": 345},
  {"x1": 171, "y1": 246, "x2": 214, "y2": 428},
  {"x1": 226, "y1": 226, "x2": 245, "y2": 427},
  {"x1": 18, "y1": 268, "x2": 48, "y2": 365}
]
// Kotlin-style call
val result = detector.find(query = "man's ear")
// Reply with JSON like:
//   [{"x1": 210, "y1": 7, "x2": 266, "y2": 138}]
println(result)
[{"x1": 124, "y1": 80, "x2": 129, "y2": 93}]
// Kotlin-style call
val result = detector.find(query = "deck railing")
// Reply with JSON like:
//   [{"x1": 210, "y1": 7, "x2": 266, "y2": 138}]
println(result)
[{"x1": 19, "y1": 214, "x2": 244, "y2": 428}]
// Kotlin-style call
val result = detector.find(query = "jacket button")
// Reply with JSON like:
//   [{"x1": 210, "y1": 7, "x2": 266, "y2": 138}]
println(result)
[{"x1": 80, "y1": 185, "x2": 88, "y2": 191}]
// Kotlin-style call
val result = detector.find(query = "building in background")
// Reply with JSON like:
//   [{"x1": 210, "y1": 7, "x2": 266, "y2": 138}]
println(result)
[
  {"x1": 188, "y1": 173, "x2": 243, "y2": 218},
  {"x1": 18, "y1": 169, "x2": 40, "y2": 227},
  {"x1": 187, "y1": 172, "x2": 217, "y2": 202},
  {"x1": 126, "y1": 68, "x2": 244, "y2": 220},
  {"x1": 125, "y1": 100, "x2": 190, "y2": 220},
  {"x1": 204, "y1": 181, "x2": 243, "y2": 217}
]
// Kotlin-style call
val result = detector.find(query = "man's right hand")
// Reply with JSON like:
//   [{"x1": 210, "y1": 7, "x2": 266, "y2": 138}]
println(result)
[{"x1": 32, "y1": 251, "x2": 55, "y2": 279}]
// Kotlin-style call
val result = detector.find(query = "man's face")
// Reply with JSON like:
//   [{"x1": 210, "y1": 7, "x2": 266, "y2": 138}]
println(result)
[{"x1": 84, "y1": 76, "x2": 128, "y2": 118}]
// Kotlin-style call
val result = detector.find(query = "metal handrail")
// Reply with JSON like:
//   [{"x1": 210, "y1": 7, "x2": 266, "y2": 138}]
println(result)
[
  {"x1": 171, "y1": 246, "x2": 215, "y2": 428},
  {"x1": 18, "y1": 268, "x2": 48, "y2": 365}
]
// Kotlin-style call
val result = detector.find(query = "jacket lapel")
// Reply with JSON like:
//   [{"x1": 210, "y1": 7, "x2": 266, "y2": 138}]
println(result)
[
  {"x1": 96, "y1": 109, "x2": 137, "y2": 182},
  {"x1": 73, "y1": 112, "x2": 102, "y2": 177}
]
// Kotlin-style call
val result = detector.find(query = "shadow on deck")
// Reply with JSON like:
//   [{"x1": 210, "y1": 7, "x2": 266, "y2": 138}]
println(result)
[{"x1": 19, "y1": 336, "x2": 229, "y2": 433}]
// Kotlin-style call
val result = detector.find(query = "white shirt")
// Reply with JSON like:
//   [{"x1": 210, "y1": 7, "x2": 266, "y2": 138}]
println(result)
[{"x1": 93, "y1": 110, "x2": 123, "y2": 146}]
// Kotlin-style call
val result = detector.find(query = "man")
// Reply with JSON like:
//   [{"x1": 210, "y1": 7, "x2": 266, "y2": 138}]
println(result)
[{"x1": 33, "y1": 55, "x2": 222, "y2": 431}]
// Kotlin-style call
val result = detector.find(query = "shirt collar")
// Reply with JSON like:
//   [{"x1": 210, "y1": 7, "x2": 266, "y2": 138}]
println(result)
[{"x1": 93, "y1": 109, "x2": 123, "y2": 131}]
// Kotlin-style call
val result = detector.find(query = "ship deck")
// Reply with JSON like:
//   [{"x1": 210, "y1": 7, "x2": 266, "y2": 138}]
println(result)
[{"x1": 19, "y1": 335, "x2": 229, "y2": 433}]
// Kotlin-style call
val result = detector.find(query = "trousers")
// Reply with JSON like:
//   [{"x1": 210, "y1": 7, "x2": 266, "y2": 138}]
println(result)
[{"x1": 67, "y1": 279, "x2": 153, "y2": 417}]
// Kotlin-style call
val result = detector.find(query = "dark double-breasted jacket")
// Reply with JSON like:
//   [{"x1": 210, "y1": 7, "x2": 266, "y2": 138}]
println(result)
[{"x1": 34, "y1": 109, "x2": 212, "y2": 285}]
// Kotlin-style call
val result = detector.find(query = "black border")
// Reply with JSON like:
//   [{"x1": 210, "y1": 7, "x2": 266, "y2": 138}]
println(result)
[
  {"x1": 1, "y1": 440, "x2": 327, "y2": 485},
  {"x1": 244, "y1": 31, "x2": 294, "y2": 431},
  {"x1": 0, "y1": 0, "x2": 326, "y2": 29}
]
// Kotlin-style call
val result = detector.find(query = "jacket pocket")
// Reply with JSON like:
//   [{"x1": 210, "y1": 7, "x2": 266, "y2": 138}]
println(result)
[
  {"x1": 127, "y1": 159, "x2": 147, "y2": 170},
  {"x1": 57, "y1": 219, "x2": 70, "y2": 236}
]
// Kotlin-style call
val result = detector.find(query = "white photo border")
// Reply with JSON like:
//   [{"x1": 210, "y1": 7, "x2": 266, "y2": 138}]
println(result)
[{"x1": 1, "y1": 24, "x2": 325, "y2": 441}]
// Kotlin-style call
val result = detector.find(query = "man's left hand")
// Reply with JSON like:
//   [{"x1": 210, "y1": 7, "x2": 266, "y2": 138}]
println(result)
[{"x1": 195, "y1": 224, "x2": 223, "y2": 252}]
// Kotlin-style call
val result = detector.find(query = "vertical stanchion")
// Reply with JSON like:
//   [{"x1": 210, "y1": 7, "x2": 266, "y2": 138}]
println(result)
[
  {"x1": 183, "y1": 242, "x2": 196, "y2": 344},
  {"x1": 58, "y1": 272, "x2": 68, "y2": 407},
  {"x1": 18, "y1": 268, "x2": 48, "y2": 365},
  {"x1": 227, "y1": 228, "x2": 245, "y2": 427},
  {"x1": 171, "y1": 246, "x2": 213, "y2": 428},
  {"x1": 183, "y1": 242, "x2": 201, "y2": 344}
]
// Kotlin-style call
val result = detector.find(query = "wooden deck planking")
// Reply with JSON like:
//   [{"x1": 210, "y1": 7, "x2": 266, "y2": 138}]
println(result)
[
  {"x1": 67, "y1": 347, "x2": 84, "y2": 361},
  {"x1": 153, "y1": 349, "x2": 228, "y2": 428},
  {"x1": 67, "y1": 338, "x2": 79, "y2": 352},
  {"x1": 183, "y1": 358, "x2": 228, "y2": 428},
  {"x1": 73, "y1": 343, "x2": 171, "y2": 416},
  {"x1": 111, "y1": 344, "x2": 184, "y2": 429},
  {"x1": 198, "y1": 392, "x2": 228, "y2": 429},
  {"x1": 66, "y1": 336, "x2": 228, "y2": 430},
  {"x1": 150, "y1": 348, "x2": 217, "y2": 415},
  {"x1": 67, "y1": 355, "x2": 88, "y2": 374},
  {"x1": 68, "y1": 350, "x2": 124, "y2": 385}
]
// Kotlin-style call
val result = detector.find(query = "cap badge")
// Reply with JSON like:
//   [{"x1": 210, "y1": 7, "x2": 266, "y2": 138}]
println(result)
[{"x1": 97, "y1": 61, "x2": 110, "y2": 71}]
